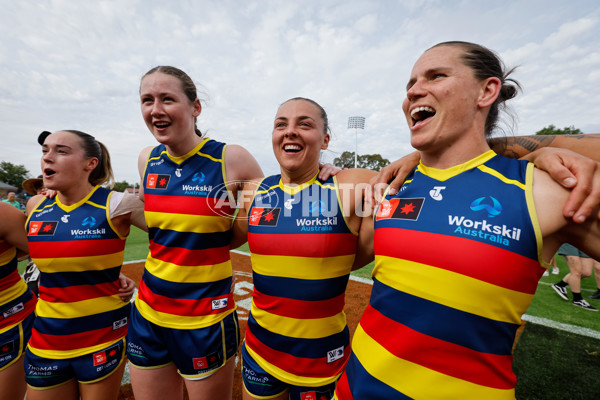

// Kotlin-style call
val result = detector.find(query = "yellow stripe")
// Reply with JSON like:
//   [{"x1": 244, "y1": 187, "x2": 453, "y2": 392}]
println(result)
[
  {"x1": 245, "y1": 343, "x2": 339, "y2": 387},
  {"x1": 56, "y1": 185, "x2": 102, "y2": 213},
  {"x1": 250, "y1": 302, "x2": 346, "y2": 339},
  {"x1": 477, "y1": 165, "x2": 526, "y2": 190},
  {"x1": 525, "y1": 163, "x2": 548, "y2": 267},
  {"x1": 0, "y1": 247, "x2": 16, "y2": 264},
  {"x1": 352, "y1": 324, "x2": 515, "y2": 400},
  {"x1": 145, "y1": 256, "x2": 232, "y2": 283},
  {"x1": 417, "y1": 151, "x2": 497, "y2": 181},
  {"x1": 34, "y1": 251, "x2": 125, "y2": 272},
  {"x1": 28, "y1": 337, "x2": 124, "y2": 360},
  {"x1": 145, "y1": 211, "x2": 231, "y2": 233},
  {"x1": 0, "y1": 282, "x2": 27, "y2": 308},
  {"x1": 36, "y1": 296, "x2": 126, "y2": 318},
  {"x1": 374, "y1": 255, "x2": 531, "y2": 324},
  {"x1": 134, "y1": 298, "x2": 234, "y2": 329},
  {"x1": 251, "y1": 253, "x2": 354, "y2": 280}
]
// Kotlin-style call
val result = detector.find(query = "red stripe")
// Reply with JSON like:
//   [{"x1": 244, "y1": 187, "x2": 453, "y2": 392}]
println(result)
[
  {"x1": 29, "y1": 324, "x2": 126, "y2": 352},
  {"x1": 145, "y1": 194, "x2": 235, "y2": 216},
  {"x1": 138, "y1": 280, "x2": 233, "y2": 316},
  {"x1": 374, "y1": 228, "x2": 543, "y2": 293},
  {"x1": 149, "y1": 242, "x2": 230, "y2": 266},
  {"x1": 360, "y1": 304, "x2": 516, "y2": 389},
  {"x1": 39, "y1": 281, "x2": 119, "y2": 303},
  {"x1": 253, "y1": 289, "x2": 345, "y2": 319},
  {"x1": 0, "y1": 295, "x2": 36, "y2": 330},
  {"x1": 245, "y1": 328, "x2": 348, "y2": 378},
  {"x1": 28, "y1": 239, "x2": 125, "y2": 259},
  {"x1": 0, "y1": 272, "x2": 21, "y2": 292},
  {"x1": 248, "y1": 233, "x2": 357, "y2": 257},
  {"x1": 334, "y1": 372, "x2": 354, "y2": 400}
]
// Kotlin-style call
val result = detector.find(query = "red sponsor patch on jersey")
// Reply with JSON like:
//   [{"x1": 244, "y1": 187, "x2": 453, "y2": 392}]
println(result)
[
  {"x1": 28, "y1": 221, "x2": 58, "y2": 236},
  {"x1": 248, "y1": 207, "x2": 281, "y2": 226},
  {"x1": 147, "y1": 174, "x2": 170, "y2": 189},
  {"x1": 376, "y1": 198, "x2": 424, "y2": 221}
]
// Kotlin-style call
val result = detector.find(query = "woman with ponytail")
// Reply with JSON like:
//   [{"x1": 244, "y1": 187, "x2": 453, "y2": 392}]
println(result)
[{"x1": 24, "y1": 130, "x2": 142, "y2": 400}]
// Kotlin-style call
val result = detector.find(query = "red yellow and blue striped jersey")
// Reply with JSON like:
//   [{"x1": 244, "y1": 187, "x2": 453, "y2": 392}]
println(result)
[
  {"x1": 26, "y1": 186, "x2": 129, "y2": 359},
  {"x1": 336, "y1": 151, "x2": 546, "y2": 400},
  {"x1": 245, "y1": 173, "x2": 358, "y2": 387},
  {"x1": 0, "y1": 240, "x2": 36, "y2": 334},
  {"x1": 136, "y1": 138, "x2": 236, "y2": 329}
]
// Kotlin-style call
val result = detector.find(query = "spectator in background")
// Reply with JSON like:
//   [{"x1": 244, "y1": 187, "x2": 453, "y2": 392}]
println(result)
[
  {"x1": 552, "y1": 243, "x2": 598, "y2": 311},
  {"x1": 2, "y1": 192, "x2": 20, "y2": 209},
  {"x1": 588, "y1": 258, "x2": 600, "y2": 300}
]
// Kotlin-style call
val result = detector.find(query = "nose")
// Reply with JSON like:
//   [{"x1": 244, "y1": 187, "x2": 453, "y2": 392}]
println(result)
[
  {"x1": 150, "y1": 101, "x2": 164, "y2": 116},
  {"x1": 406, "y1": 78, "x2": 426, "y2": 102},
  {"x1": 284, "y1": 123, "x2": 298, "y2": 137}
]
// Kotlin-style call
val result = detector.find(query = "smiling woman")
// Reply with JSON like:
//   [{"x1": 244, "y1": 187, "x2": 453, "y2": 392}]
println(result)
[{"x1": 334, "y1": 41, "x2": 600, "y2": 400}]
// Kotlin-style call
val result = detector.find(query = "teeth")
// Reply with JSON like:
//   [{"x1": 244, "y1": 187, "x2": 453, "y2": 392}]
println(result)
[
  {"x1": 155, "y1": 122, "x2": 170, "y2": 127},
  {"x1": 284, "y1": 144, "x2": 301, "y2": 151},
  {"x1": 410, "y1": 106, "x2": 435, "y2": 118}
]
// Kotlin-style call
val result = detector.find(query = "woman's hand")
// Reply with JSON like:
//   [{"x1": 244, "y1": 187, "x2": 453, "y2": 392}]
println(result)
[
  {"x1": 318, "y1": 163, "x2": 343, "y2": 180},
  {"x1": 118, "y1": 273, "x2": 136, "y2": 302},
  {"x1": 365, "y1": 151, "x2": 420, "y2": 208},
  {"x1": 524, "y1": 147, "x2": 600, "y2": 222}
]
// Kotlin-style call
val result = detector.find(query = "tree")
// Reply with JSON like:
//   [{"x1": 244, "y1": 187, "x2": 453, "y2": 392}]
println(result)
[
  {"x1": 333, "y1": 151, "x2": 390, "y2": 171},
  {"x1": 0, "y1": 161, "x2": 30, "y2": 189},
  {"x1": 113, "y1": 180, "x2": 134, "y2": 192},
  {"x1": 535, "y1": 124, "x2": 583, "y2": 135}
]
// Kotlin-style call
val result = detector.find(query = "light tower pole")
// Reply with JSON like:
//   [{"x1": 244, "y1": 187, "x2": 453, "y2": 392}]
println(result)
[{"x1": 347, "y1": 116, "x2": 365, "y2": 168}]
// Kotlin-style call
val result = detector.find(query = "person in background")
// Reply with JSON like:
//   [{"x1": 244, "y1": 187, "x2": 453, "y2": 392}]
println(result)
[
  {"x1": 335, "y1": 41, "x2": 600, "y2": 399},
  {"x1": 0, "y1": 202, "x2": 37, "y2": 400},
  {"x1": 588, "y1": 259, "x2": 600, "y2": 300},
  {"x1": 25, "y1": 130, "x2": 142, "y2": 400},
  {"x1": 2, "y1": 192, "x2": 21, "y2": 210},
  {"x1": 551, "y1": 243, "x2": 598, "y2": 311}
]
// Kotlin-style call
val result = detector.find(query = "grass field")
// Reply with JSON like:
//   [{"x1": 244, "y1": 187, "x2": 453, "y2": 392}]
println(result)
[{"x1": 22, "y1": 227, "x2": 600, "y2": 398}]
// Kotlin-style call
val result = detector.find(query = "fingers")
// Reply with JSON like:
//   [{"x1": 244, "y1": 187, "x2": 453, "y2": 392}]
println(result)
[
  {"x1": 568, "y1": 161, "x2": 600, "y2": 223},
  {"x1": 318, "y1": 163, "x2": 342, "y2": 180}
]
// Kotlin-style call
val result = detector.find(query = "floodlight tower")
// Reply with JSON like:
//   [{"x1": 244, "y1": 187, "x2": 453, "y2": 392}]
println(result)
[{"x1": 347, "y1": 116, "x2": 365, "y2": 168}]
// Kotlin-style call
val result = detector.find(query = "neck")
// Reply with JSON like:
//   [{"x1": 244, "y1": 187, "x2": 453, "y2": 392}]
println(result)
[
  {"x1": 279, "y1": 166, "x2": 320, "y2": 185},
  {"x1": 57, "y1": 183, "x2": 96, "y2": 206},
  {"x1": 166, "y1": 134, "x2": 203, "y2": 157}
]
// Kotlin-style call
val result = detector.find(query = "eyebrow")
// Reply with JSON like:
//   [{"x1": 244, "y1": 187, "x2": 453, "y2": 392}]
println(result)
[
  {"x1": 406, "y1": 67, "x2": 451, "y2": 90},
  {"x1": 275, "y1": 116, "x2": 315, "y2": 122},
  {"x1": 42, "y1": 144, "x2": 72, "y2": 150}
]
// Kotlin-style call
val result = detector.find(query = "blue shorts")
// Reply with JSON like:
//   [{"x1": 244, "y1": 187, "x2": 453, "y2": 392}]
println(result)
[
  {"x1": 558, "y1": 243, "x2": 589, "y2": 258},
  {"x1": 24, "y1": 338, "x2": 126, "y2": 389},
  {"x1": 127, "y1": 303, "x2": 240, "y2": 379},
  {"x1": 0, "y1": 310, "x2": 35, "y2": 370},
  {"x1": 241, "y1": 342, "x2": 337, "y2": 400}
]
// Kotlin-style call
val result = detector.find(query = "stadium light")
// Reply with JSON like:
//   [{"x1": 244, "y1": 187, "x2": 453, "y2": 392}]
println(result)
[{"x1": 348, "y1": 116, "x2": 366, "y2": 168}]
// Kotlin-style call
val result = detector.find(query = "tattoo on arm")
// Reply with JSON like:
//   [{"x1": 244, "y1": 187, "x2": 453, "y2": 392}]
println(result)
[{"x1": 489, "y1": 135, "x2": 557, "y2": 158}]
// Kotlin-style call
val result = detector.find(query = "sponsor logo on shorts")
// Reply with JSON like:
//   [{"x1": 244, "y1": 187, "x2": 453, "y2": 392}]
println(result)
[
  {"x1": 0, "y1": 340, "x2": 15, "y2": 355},
  {"x1": 192, "y1": 352, "x2": 219, "y2": 371},
  {"x1": 300, "y1": 391, "x2": 331, "y2": 400},
  {"x1": 2, "y1": 302, "x2": 24, "y2": 318},
  {"x1": 327, "y1": 346, "x2": 344, "y2": 363},
  {"x1": 211, "y1": 298, "x2": 228, "y2": 311},
  {"x1": 93, "y1": 350, "x2": 107, "y2": 366}
]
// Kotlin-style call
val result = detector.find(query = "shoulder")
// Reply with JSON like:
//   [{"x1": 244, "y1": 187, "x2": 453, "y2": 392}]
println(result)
[
  {"x1": 26, "y1": 194, "x2": 46, "y2": 216},
  {"x1": 335, "y1": 168, "x2": 377, "y2": 186},
  {"x1": 224, "y1": 144, "x2": 263, "y2": 182},
  {"x1": 532, "y1": 167, "x2": 570, "y2": 235}
]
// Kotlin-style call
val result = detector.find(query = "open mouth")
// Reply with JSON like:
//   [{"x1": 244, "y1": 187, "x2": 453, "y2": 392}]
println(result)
[
  {"x1": 154, "y1": 121, "x2": 171, "y2": 129},
  {"x1": 44, "y1": 168, "x2": 56, "y2": 177},
  {"x1": 283, "y1": 144, "x2": 302, "y2": 153},
  {"x1": 410, "y1": 106, "x2": 436, "y2": 127}
]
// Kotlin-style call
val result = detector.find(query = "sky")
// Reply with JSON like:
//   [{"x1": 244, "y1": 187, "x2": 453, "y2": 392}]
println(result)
[{"x1": 2, "y1": 0, "x2": 599, "y2": 185}]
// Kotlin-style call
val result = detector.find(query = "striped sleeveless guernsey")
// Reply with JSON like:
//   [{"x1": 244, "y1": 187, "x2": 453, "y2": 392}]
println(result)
[
  {"x1": 136, "y1": 138, "x2": 236, "y2": 329},
  {"x1": 335, "y1": 151, "x2": 546, "y2": 400},
  {"x1": 26, "y1": 186, "x2": 129, "y2": 358},
  {"x1": 245, "y1": 173, "x2": 358, "y2": 386},
  {"x1": 0, "y1": 240, "x2": 36, "y2": 334}
]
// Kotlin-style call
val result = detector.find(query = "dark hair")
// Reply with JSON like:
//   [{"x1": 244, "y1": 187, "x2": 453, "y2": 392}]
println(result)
[
  {"x1": 64, "y1": 130, "x2": 114, "y2": 187},
  {"x1": 280, "y1": 97, "x2": 331, "y2": 136},
  {"x1": 430, "y1": 41, "x2": 521, "y2": 136},
  {"x1": 141, "y1": 66, "x2": 203, "y2": 137}
]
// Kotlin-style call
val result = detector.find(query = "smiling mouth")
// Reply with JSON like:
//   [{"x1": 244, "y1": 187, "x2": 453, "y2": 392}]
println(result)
[
  {"x1": 410, "y1": 106, "x2": 436, "y2": 127},
  {"x1": 283, "y1": 144, "x2": 302, "y2": 153},
  {"x1": 154, "y1": 121, "x2": 171, "y2": 129}
]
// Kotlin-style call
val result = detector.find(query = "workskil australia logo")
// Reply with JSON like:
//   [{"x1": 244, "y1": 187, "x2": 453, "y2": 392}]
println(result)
[{"x1": 448, "y1": 196, "x2": 521, "y2": 246}]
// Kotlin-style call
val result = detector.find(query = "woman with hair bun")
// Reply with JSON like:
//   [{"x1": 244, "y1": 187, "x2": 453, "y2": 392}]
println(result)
[
  {"x1": 24, "y1": 130, "x2": 142, "y2": 400},
  {"x1": 335, "y1": 41, "x2": 600, "y2": 399}
]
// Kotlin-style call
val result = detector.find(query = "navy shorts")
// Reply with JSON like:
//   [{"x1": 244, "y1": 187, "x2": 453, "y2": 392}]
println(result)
[
  {"x1": 127, "y1": 303, "x2": 240, "y2": 379},
  {"x1": 0, "y1": 310, "x2": 35, "y2": 371},
  {"x1": 241, "y1": 342, "x2": 337, "y2": 400},
  {"x1": 24, "y1": 338, "x2": 126, "y2": 389}
]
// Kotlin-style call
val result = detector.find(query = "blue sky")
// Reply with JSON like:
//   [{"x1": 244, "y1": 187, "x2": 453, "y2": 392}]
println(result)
[{"x1": 2, "y1": 0, "x2": 599, "y2": 183}]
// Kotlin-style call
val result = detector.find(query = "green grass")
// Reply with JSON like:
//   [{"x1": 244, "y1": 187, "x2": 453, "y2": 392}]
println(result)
[{"x1": 123, "y1": 226, "x2": 150, "y2": 261}]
